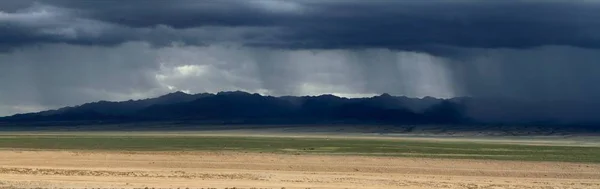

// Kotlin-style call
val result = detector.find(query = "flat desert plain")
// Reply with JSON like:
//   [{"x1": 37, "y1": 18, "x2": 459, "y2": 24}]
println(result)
[{"x1": 0, "y1": 133, "x2": 599, "y2": 189}]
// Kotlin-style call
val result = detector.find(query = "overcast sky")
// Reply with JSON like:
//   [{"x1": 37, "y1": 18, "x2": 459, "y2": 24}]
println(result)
[{"x1": 1, "y1": 0, "x2": 600, "y2": 116}]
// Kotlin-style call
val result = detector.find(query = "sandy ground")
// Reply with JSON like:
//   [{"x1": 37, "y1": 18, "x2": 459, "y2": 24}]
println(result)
[{"x1": 0, "y1": 150, "x2": 598, "y2": 189}]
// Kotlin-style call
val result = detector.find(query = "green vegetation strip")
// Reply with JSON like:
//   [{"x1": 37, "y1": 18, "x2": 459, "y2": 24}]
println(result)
[{"x1": 0, "y1": 135, "x2": 599, "y2": 163}]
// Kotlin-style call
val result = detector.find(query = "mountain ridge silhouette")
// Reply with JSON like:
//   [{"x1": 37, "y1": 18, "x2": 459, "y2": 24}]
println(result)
[{"x1": 1, "y1": 91, "x2": 599, "y2": 129}]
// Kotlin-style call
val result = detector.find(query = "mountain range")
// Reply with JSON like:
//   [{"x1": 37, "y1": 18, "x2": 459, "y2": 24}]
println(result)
[{"x1": 1, "y1": 91, "x2": 599, "y2": 130}]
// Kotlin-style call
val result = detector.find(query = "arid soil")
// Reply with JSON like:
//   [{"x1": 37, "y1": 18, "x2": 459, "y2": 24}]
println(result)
[{"x1": 0, "y1": 150, "x2": 599, "y2": 189}]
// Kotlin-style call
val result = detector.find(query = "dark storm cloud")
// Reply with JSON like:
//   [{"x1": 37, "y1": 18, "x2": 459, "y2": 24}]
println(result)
[
  {"x1": 2, "y1": 0, "x2": 600, "y2": 51},
  {"x1": 0, "y1": 1, "x2": 285, "y2": 50},
  {"x1": 2, "y1": 0, "x2": 600, "y2": 119}
]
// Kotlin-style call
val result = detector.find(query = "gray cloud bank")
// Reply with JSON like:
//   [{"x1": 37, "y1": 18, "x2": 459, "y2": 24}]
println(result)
[
  {"x1": 2, "y1": 1, "x2": 600, "y2": 50},
  {"x1": 1, "y1": 0, "x2": 600, "y2": 116}
]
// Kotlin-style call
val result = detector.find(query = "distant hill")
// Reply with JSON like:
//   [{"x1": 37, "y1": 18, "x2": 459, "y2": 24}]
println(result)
[
  {"x1": 1, "y1": 91, "x2": 599, "y2": 131},
  {"x1": 2, "y1": 91, "x2": 211, "y2": 122},
  {"x1": 0, "y1": 91, "x2": 466, "y2": 124}
]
